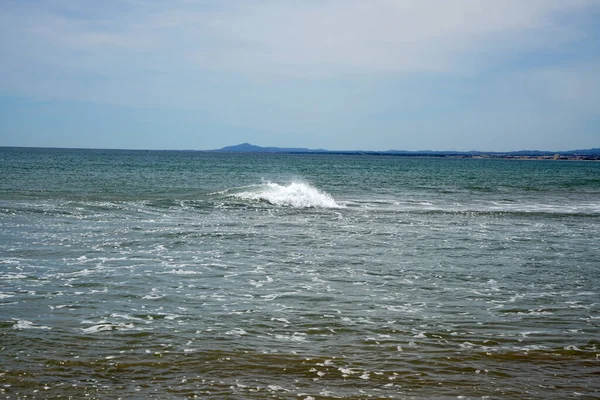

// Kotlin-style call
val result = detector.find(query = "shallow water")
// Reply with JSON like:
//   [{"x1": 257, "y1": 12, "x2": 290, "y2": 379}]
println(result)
[{"x1": 1, "y1": 148, "x2": 599, "y2": 399}]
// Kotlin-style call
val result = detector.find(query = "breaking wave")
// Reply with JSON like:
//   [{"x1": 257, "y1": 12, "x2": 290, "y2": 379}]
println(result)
[{"x1": 230, "y1": 181, "x2": 341, "y2": 209}]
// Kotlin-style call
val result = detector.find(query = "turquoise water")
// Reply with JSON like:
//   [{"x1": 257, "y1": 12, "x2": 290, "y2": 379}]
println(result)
[{"x1": 1, "y1": 147, "x2": 599, "y2": 399}]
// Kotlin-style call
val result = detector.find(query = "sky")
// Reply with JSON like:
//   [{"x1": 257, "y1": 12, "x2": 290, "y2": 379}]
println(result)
[{"x1": 1, "y1": 0, "x2": 599, "y2": 151}]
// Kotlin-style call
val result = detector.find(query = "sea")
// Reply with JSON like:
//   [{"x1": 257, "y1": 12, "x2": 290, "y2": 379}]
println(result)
[{"x1": 1, "y1": 147, "x2": 599, "y2": 399}]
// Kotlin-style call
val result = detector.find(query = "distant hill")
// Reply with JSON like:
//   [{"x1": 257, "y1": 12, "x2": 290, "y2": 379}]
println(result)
[
  {"x1": 213, "y1": 143, "x2": 328, "y2": 153},
  {"x1": 211, "y1": 143, "x2": 600, "y2": 159},
  {"x1": 567, "y1": 148, "x2": 600, "y2": 155}
]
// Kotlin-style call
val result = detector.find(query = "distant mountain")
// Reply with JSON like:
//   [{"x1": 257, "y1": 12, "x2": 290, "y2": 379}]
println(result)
[
  {"x1": 212, "y1": 143, "x2": 328, "y2": 153},
  {"x1": 568, "y1": 148, "x2": 600, "y2": 155},
  {"x1": 215, "y1": 143, "x2": 265, "y2": 152},
  {"x1": 211, "y1": 143, "x2": 600, "y2": 158}
]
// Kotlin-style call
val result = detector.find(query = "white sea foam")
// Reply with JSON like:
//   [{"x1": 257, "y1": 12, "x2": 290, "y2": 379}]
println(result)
[
  {"x1": 162, "y1": 269, "x2": 201, "y2": 275},
  {"x1": 338, "y1": 367, "x2": 360, "y2": 375},
  {"x1": 232, "y1": 181, "x2": 341, "y2": 208},
  {"x1": 267, "y1": 385, "x2": 288, "y2": 392},
  {"x1": 273, "y1": 332, "x2": 307, "y2": 342},
  {"x1": 225, "y1": 328, "x2": 248, "y2": 335},
  {"x1": 13, "y1": 320, "x2": 51, "y2": 330},
  {"x1": 1, "y1": 273, "x2": 28, "y2": 280},
  {"x1": 81, "y1": 322, "x2": 135, "y2": 334}
]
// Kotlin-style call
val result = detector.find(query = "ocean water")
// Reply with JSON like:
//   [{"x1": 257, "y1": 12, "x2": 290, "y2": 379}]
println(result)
[{"x1": 1, "y1": 147, "x2": 599, "y2": 399}]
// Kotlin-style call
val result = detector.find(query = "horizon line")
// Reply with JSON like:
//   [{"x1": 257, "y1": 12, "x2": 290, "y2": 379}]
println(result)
[{"x1": 2, "y1": 144, "x2": 598, "y2": 154}]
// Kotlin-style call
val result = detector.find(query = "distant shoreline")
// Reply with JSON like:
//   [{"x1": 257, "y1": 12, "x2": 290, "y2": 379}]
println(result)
[
  {"x1": 2, "y1": 145, "x2": 599, "y2": 160},
  {"x1": 214, "y1": 151, "x2": 600, "y2": 161},
  {"x1": 211, "y1": 143, "x2": 600, "y2": 160}
]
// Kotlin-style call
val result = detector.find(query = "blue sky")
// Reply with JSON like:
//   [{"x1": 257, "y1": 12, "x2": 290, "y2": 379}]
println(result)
[{"x1": 1, "y1": 0, "x2": 599, "y2": 151}]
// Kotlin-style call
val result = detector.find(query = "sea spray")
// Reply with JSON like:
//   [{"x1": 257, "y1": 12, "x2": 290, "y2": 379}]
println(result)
[{"x1": 232, "y1": 181, "x2": 341, "y2": 208}]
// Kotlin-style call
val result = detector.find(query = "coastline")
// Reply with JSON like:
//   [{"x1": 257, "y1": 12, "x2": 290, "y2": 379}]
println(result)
[{"x1": 2, "y1": 145, "x2": 599, "y2": 160}]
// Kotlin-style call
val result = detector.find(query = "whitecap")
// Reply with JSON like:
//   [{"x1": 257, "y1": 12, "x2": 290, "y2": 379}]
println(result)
[
  {"x1": 109, "y1": 313, "x2": 149, "y2": 323},
  {"x1": 142, "y1": 294, "x2": 165, "y2": 300},
  {"x1": 165, "y1": 269, "x2": 200, "y2": 275},
  {"x1": 230, "y1": 181, "x2": 341, "y2": 208},
  {"x1": 274, "y1": 332, "x2": 307, "y2": 342},
  {"x1": 81, "y1": 322, "x2": 135, "y2": 334},
  {"x1": 1, "y1": 273, "x2": 28, "y2": 280},
  {"x1": 338, "y1": 367, "x2": 360, "y2": 375},
  {"x1": 225, "y1": 328, "x2": 248, "y2": 336},
  {"x1": 564, "y1": 345, "x2": 583, "y2": 351},
  {"x1": 267, "y1": 385, "x2": 288, "y2": 392},
  {"x1": 13, "y1": 320, "x2": 52, "y2": 330}
]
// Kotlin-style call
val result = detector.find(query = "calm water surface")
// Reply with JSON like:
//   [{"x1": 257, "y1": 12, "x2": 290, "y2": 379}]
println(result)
[{"x1": 1, "y1": 148, "x2": 599, "y2": 399}]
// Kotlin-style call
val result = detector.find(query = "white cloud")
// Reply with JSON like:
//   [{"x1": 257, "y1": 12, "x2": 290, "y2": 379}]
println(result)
[
  {"x1": 2, "y1": 0, "x2": 598, "y2": 78},
  {"x1": 185, "y1": 0, "x2": 598, "y2": 76}
]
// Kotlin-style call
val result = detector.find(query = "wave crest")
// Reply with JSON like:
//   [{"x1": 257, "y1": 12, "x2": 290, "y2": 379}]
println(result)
[{"x1": 232, "y1": 181, "x2": 341, "y2": 209}]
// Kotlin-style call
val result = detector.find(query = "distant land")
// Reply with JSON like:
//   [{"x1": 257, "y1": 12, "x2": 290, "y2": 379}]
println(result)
[{"x1": 212, "y1": 143, "x2": 600, "y2": 160}]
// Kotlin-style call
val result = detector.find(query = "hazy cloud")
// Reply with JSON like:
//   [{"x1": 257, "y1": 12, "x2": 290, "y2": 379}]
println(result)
[
  {"x1": 3, "y1": 0, "x2": 597, "y2": 76},
  {"x1": 1, "y1": 0, "x2": 599, "y2": 150}
]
